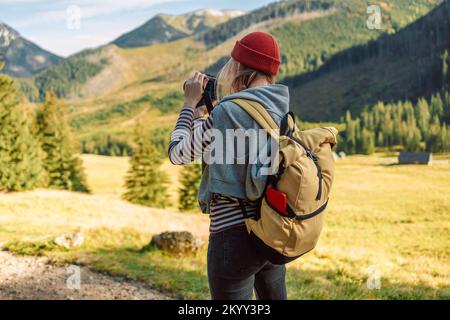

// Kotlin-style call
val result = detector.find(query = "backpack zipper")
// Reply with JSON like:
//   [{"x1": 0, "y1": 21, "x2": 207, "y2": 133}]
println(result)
[{"x1": 306, "y1": 150, "x2": 323, "y2": 201}]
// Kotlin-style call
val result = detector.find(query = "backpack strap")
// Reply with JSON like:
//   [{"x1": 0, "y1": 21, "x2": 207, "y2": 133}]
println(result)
[
  {"x1": 231, "y1": 98, "x2": 323, "y2": 201},
  {"x1": 230, "y1": 98, "x2": 283, "y2": 187},
  {"x1": 280, "y1": 112, "x2": 297, "y2": 136},
  {"x1": 230, "y1": 98, "x2": 280, "y2": 139}
]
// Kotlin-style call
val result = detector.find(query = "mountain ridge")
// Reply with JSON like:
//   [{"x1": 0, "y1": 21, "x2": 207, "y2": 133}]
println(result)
[
  {"x1": 2, "y1": 0, "x2": 444, "y2": 157},
  {"x1": 112, "y1": 9, "x2": 244, "y2": 49},
  {"x1": 0, "y1": 22, "x2": 61, "y2": 77},
  {"x1": 284, "y1": 0, "x2": 449, "y2": 121}
]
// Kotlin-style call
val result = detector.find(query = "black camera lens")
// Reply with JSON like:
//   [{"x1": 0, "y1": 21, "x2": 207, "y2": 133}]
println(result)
[{"x1": 200, "y1": 76, "x2": 216, "y2": 113}]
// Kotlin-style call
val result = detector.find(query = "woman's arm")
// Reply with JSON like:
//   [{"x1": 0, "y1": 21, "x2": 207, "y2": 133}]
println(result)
[
  {"x1": 168, "y1": 71, "x2": 215, "y2": 165},
  {"x1": 168, "y1": 107, "x2": 213, "y2": 165}
]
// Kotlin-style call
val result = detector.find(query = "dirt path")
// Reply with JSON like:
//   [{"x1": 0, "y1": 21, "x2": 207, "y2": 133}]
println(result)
[{"x1": 0, "y1": 251, "x2": 169, "y2": 300}]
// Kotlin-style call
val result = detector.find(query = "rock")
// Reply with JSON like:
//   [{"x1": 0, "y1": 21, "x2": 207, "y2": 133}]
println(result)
[
  {"x1": 149, "y1": 231, "x2": 204, "y2": 255},
  {"x1": 54, "y1": 232, "x2": 84, "y2": 248}
]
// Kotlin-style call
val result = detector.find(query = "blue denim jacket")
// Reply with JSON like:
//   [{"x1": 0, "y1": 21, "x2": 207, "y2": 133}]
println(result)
[{"x1": 198, "y1": 84, "x2": 290, "y2": 213}]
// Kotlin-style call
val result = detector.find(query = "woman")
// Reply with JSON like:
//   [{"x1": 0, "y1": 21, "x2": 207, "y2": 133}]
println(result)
[{"x1": 168, "y1": 31, "x2": 289, "y2": 300}]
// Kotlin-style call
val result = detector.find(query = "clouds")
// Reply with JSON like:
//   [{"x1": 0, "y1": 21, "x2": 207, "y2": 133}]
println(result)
[
  {"x1": 3, "y1": 0, "x2": 183, "y2": 28},
  {"x1": 0, "y1": 0, "x2": 186, "y2": 56},
  {"x1": 0, "y1": 0, "x2": 274, "y2": 56}
]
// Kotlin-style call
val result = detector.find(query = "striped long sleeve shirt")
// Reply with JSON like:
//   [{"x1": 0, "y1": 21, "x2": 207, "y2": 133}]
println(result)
[{"x1": 168, "y1": 106, "x2": 257, "y2": 233}]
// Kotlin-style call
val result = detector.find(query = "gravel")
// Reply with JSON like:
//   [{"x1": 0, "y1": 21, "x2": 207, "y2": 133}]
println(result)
[{"x1": 0, "y1": 251, "x2": 169, "y2": 300}]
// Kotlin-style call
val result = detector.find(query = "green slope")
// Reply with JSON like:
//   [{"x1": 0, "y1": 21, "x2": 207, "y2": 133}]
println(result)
[
  {"x1": 25, "y1": 0, "x2": 440, "y2": 102},
  {"x1": 199, "y1": 0, "x2": 335, "y2": 48},
  {"x1": 13, "y1": 0, "x2": 443, "y2": 155},
  {"x1": 31, "y1": 47, "x2": 109, "y2": 100},
  {"x1": 112, "y1": 15, "x2": 188, "y2": 49},
  {"x1": 204, "y1": 0, "x2": 440, "y2": 79},
  {"x1": 283, "y1": 0, "x2": 449, "y2": 121},
  {"x1": 113, "y1": 9, "x2": 243, "y2": 49}
]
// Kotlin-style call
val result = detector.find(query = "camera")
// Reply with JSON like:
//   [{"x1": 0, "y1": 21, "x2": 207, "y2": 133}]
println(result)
[{"x1": 183, "y1": 74, "x2": 217, "y2": 114}]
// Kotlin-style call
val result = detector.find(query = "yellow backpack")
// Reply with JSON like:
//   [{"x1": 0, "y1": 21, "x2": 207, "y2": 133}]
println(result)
[{"x1": 231, "y1": 99, "x2": 338, "y2": 264}]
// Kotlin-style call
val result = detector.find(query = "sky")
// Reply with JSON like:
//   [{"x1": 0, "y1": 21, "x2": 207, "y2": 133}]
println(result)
[{"x1": 0, "y1": 0, "x2": 277, "y2": 57}]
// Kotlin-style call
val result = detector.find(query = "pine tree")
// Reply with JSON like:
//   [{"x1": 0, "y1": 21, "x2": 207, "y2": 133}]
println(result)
[
  {"x1": 344, "y1": 111, "x2": 356, "y2": 154},
  {"x1": 425, "y1": 116, "x2": 442, "y2": 152},
  {"x1": 403, "y1": 101, "x2": 416, "y2": 126},
  {"x1": 441, "y1": 123, "x2": 449, "y2": 152},
  {"x1": 359, "y1": 127, "x2": 375, "y2": 155},
  {"x1": 443, "y1": 91, "x2": 450, "y2": 123},
  {"x1": 383, "y1": 107, "x2": 394, "y2": 146},
  {"x1": 405, "y1": 126, "x2": 422, "y2": 152},
  {"x1": 0, "y1": 74, "x2": 45, "y2": 191},
  {"x1": 36, "y1": 92, "x2": 89, "y2": 192},
  {"x1": 392, "y1": 103, "x2": 403, "y2": 145},
  {"x1": 376, "y1": 131, "x2": 384, "y2": 147},
  {"x1": 430, "y1": 93, "x2": 444, "y2": 118},
  {"x1": 178, "y1": 164, "x2": 202, "y2": 211},
  {"x1": 415, "y1": 98, "x2": 431, "y2": 138},
  {"x1": 123, "y1": 125, "x2": 168, "y2": 208}
]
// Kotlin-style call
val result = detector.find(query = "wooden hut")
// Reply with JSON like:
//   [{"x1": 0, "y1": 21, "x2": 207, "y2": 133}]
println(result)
[{"x1": 398, "y1": 152, "x2": 432, "y2": 165}]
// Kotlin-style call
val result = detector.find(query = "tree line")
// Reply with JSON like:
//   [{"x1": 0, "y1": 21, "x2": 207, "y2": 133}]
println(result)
[
  {"x1": 1, "y1": 64, "x2": 197, "y2": 209},
  {"x1": 125, "y1": 89, "x2": 450, "y2": 211},
  {"x1": 282, "y1": 1, "x2": 450, "y2": 121},
  {"x1": 339, "y1": 90, "x2": 450, "y2": 155},
  {"x1": 199, "y1": 0, "x2": 334, "y2": 48},
  {"x1": 0, "y1": 65, "x2": 193, "y2": 210},
  {"x1": 0, "y1": 69, "x2": 89, "y2": 192},
  {"x1": 81, "y1": 127, "x2": 171, "y2": 157}
]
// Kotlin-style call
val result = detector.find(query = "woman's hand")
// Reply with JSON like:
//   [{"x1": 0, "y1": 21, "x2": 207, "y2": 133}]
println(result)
[{"x1": 184, "y1": 72, "x2": 207, "y2": 108}]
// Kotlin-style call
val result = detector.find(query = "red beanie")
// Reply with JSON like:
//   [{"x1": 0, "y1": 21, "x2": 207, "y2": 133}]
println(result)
[{"x1": 231, "y1": 31, "x2": 281, "y2": 76}]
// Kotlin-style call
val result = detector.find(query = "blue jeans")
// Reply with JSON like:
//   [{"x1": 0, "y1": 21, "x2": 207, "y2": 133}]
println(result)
[{"x1": 207, "y1": 225, "x2": 287, "y2": 300}]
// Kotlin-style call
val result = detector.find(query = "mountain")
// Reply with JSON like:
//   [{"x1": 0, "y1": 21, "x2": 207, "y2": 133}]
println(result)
[
  {"x1": 112, "y1": 9, "x2": 244, "y2": 48},
  {"x1": 284, "y1": 0, "x2": 450, "y2": 121},
  {"x1": 28, "y1": 0, "x2": 440, "y2": 102},
  {"x1": 199, "y1": 0, "x2": 335, "y2": 48},
  {"x1": 27, "y1": 1, "x2": 342, "y2": 101},
  {"x1": 0, "y1": 23, "x2": 61, "y2": 77},
  {"x1": 203, "y1": 0, "x2": 442, "y2": 79},
  {"x1": 12, "y1": 0, "x2": 443, "y2": 156}
]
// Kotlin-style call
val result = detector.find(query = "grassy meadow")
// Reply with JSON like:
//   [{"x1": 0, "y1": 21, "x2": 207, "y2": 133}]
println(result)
[{"x1": 0, "y1": 153, "x2": 449, "y2": 299}]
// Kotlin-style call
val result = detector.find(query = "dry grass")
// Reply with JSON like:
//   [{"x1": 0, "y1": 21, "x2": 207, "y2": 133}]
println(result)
[
  {"x1": 0, "y1": 154, "x2": 449, "y2": 299},
  {"x1": 285, "y1": 155, "x2": 450, "y2": 299},
  {"x1": 82, "y1": 154, "x2": 129, "y2": 196},
  {"x1": 0, "y1": 189, "x2": 209, "y2": 242},
  {"x1": 82, "y1": 154, "x2": 183, "y2": 210}
]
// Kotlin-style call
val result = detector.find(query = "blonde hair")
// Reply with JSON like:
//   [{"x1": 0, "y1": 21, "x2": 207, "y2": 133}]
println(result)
[{"x1": 216, "y1": 58, "x2": 274, "y2": 101}]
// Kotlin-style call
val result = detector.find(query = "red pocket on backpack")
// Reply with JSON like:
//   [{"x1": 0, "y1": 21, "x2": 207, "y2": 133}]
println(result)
[{"x1": 265, "y1": 186, "x2": 288, "y2": 216}]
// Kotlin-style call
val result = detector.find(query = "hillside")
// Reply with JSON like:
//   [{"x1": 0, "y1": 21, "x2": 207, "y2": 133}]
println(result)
[
  {"x1": 20, "y1": 9, "x2": 244, "y2": 101},
  {"x1": 0, "y1": 23, "x2": 61, "y2": 77},
  {"x1": 13, "y1": 0, "x2": 442, "y2": 155},
  {"x1": 62, "y1": 1, "x2": 345, "y2": 152},
  {"x1": 28, "y1": 45, "x2": 126, "y2": 101},
  {"x1": 25, "y1": 1, "x2": 440, "y2": 98},
  {"x1": 26, "y1": 0, "x2": 440, "y2": 100},
  {"x1": 112, "y1": 9, "x2": 243, "y2": 48},
  {"x1": 284, "y1": 0, "x2": 450, "y2": 121},
  {"x1": 202, "y1": 0, "x2": 441, "y2": 79}
]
